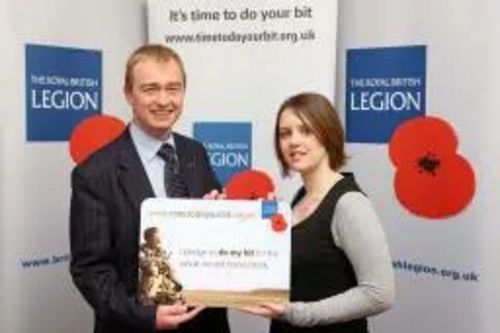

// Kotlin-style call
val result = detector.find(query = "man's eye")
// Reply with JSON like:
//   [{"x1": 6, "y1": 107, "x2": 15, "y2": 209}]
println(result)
[{"x1": 167, "y1": 86, "x2": 182, "y2": 93}]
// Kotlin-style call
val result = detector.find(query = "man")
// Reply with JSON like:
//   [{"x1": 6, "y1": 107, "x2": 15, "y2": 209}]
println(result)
[{"x1": 69, "y1": 44, "x2": 230, "y2": 333}]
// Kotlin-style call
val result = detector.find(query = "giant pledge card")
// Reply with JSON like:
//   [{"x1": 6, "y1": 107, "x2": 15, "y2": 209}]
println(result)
[{"x1": 139, "y1": 198, "x2": 291, "y2": 307}]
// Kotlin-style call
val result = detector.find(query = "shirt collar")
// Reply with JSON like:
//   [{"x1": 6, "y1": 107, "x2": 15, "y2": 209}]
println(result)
[{"x1": 130, "y1": 123, "x2": 175, "y2": 161}]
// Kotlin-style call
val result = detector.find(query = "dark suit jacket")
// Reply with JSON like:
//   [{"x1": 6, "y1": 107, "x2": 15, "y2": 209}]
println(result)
[{"x1": 70, "y1": 128, "x2": 230, "y2": 333}]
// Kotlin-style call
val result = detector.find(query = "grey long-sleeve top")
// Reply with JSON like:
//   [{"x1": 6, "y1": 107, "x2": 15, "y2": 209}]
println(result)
[{"x1": 282, "y1": 191, "x2": 395, "y2": 327}]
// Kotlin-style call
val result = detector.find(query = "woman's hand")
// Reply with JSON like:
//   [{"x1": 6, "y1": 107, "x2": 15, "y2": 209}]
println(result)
[{"x1": 237, "y1": 302, "x2": 285, "y2": 320}]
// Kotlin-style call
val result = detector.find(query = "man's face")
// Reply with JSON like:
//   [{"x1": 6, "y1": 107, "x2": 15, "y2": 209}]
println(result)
[{"x1": 125, "y1": 58, "x2": 185, "y2": 139}]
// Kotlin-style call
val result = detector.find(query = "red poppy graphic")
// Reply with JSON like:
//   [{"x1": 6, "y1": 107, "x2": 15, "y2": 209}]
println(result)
[
  {"x1": 70, "y1": 115, "x2": 126, "y2": 164},
  {"x1": 271, "y1": 214, "x2": 288, "y2": 233},
  {"x1": 389, "y1": 116, "x2": 475, "y2": 219},
  {"x1": 225, "y1": 169, "x2": 275, "y2": 200}
]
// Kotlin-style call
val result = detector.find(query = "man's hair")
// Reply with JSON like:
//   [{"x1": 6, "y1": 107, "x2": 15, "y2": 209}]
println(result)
[
  {"x1": 124, "y1": 44, "x2": 186, "y2": 92},
  {"x1": 274, "y1": 93, "x2": 347, "y2": 176}
]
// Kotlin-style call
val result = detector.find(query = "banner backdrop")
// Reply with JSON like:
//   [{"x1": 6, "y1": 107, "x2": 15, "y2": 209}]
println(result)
[
  {"x1": 336, "y1": 1, "x2": 500, "y2": 333},
  {"x1": 148, "y1": 0, "x2": 338, "y2": 331},
  {"x1": 148, "y1": 0, "x2": 338, "y2": 198},
  {"x1": 3, "y1": 1, "x2": 499, "y2": 333},
  {"x1": 0, "y1": 1, "x2": 146, "y2": 332}
]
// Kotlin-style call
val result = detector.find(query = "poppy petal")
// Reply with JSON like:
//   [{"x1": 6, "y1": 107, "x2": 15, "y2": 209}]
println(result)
[
  {"x1": 394, "y1": 154, "x2": 475, "y2": 219},
  {"x1": 390, "y1": 116, "x2": 458, "y2": 167},
  {"x1": 226, "y1": 169, "x2": 275, "y2": 200},
  {"x1": 70, "y1": 115, "x2": 126, "y2": 164}
]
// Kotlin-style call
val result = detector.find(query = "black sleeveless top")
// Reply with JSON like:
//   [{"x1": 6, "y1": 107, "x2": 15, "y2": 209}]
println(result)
[{"x1": 271, "y1": 176, "x2": 368, "y2": 333}]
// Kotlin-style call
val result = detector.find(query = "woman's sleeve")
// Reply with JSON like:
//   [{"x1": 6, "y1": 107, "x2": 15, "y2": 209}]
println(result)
[{"x1": 282, "y1": 192, "x2": 395, "y2": 327}]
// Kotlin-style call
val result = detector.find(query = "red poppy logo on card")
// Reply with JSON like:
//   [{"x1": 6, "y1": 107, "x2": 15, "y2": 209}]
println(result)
[
  {"x1": 389, "y1": 116, "x2": 475, "y2": 219},
  {"x1": 225, "y1": 169, "x2": 275, "y2": 200},
  {"x1": 271, "y1": 214, "x2": 287, "y2": 233}
]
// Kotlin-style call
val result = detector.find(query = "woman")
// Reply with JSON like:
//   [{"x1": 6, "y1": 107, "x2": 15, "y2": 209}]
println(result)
[{"x1": 243, "y1": 93, "x2": 395, "y2": 333}]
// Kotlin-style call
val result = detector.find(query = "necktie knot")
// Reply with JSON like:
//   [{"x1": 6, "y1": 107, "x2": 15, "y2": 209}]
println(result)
[
  {"x1": 157, "y1": 143, "x2": 176, "y2": 165},
  {"x1": 158, "y1": 143, "x2": 179, "y2": 174}
]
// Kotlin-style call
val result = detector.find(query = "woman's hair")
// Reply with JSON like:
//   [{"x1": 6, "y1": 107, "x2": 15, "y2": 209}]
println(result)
[{"x1": 274, "y1": 93, "x2": 347, "y2": 176}]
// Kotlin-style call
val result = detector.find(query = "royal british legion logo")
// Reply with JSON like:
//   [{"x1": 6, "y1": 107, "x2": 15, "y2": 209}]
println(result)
[
  {"x1": 26, "y1": 44, "x2": 102, "y2": 141},
  {"x1": 345, "y1": 45, "x2": 426, "y2": 144},
  {"x1": 193, "y1": 122, "x2": 252, "y2": 185}
]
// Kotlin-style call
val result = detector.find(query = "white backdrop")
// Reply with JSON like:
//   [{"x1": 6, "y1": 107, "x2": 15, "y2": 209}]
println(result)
[
  {"x1": 336, "y1": 1, "x2": 500, "y2": 333},
  {"x1": 148, "y1": 0, "x2": 338, "y2": 202},
  {"x1": 148, "y1": 0, "x2": 338, "y2": 331},
  {"x1": 2, "y1": 0, "x2": 500, "y2": 332},
  {"x1": 0, "y1": 0, "x2": 146, "y2": 332}
]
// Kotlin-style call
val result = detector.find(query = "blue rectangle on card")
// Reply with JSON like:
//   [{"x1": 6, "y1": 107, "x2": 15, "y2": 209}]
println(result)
[{"x1": 262, "y1": 201, "x2": 278, "y2": 219}]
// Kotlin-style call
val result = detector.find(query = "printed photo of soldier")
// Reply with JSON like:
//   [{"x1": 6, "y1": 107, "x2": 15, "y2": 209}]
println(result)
[{"x1": 139, "y1": 226, "x2": 183, "y2": 305}]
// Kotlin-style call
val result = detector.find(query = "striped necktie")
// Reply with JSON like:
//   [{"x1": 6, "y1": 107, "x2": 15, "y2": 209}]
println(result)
[{"x1": 157, "y1": 143, "x2": 189, "y2": 198}]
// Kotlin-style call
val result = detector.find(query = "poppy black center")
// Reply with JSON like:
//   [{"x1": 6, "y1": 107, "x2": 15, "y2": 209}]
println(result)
[{"x1": 417, "y1": 152, "x2": 440, "y2": 175}]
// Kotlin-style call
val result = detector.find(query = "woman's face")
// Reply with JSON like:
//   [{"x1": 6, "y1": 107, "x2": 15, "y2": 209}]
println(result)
[{"x1": 278, "y1": 108, "x2": 329, "y2": 175}]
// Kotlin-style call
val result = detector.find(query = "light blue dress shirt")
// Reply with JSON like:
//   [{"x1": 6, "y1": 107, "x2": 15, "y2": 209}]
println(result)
[{"x1": 129, "y1": 123, "x2": 175, "y2": 198}]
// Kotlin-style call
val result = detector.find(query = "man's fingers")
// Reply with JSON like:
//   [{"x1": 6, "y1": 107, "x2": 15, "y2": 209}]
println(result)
[
  {"x1": 203, "y1": 189, "x2": 220, "y2": 199},
  {"x1": 159, "y1": 304, "x2": 187, "y2": 315},
  {"x1": 203, "y1": 189, "x2": 227, "y2": 200},
  {"x1": 267, "y1": 192, "x2": 277, "y2": 200},
  {"x1": 185, "y1": 306, "x2": 205, "y2": 318},
  {"x1": 170, "y1": 306, "x2": 205, "y2": 326},
  {"x1": 156, "y1": 305, "x2": 205, "y2": 330}
]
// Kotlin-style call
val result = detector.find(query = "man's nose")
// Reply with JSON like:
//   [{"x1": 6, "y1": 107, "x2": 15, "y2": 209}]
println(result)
[{"x1": 156, "y1": 89, "x2": 171, "y2": 105}]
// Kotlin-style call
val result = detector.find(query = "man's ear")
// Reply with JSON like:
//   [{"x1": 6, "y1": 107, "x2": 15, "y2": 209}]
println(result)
[{"x1": 124, "y1": 85, "x2": 133, "y2": 105}]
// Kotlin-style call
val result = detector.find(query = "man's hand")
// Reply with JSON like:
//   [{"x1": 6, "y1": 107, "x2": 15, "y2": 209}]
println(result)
[
  {"x1": 156, "y1": 304, "x2": 205, "y2": 330},
  {"x1": 203, "y1": 189, "x2": 226, "y2": 200}
]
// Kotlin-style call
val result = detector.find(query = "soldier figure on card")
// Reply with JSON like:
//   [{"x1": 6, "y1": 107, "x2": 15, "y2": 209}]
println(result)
[{"x1": 139, "y1": 227, "x2": 183, "y2": 305}]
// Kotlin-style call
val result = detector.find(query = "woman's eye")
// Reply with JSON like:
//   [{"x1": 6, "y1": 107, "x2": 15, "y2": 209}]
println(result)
[
  {"x1": 301, "y1": 127, "x2": 312, "y2": 135},
  {"x1": 279, "y1": 130, "x2": 291, "y2": 139}
]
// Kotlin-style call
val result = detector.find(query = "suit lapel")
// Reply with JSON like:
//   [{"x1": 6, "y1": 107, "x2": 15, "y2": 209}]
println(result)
[{"x1": 116, "y1": 129, "x2": 155, "y2": 213}]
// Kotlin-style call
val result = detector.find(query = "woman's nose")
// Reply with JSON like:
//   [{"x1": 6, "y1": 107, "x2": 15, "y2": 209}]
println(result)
[{"x1": 288, "y1": 131, "x2": 302, "y2": 145}]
